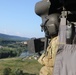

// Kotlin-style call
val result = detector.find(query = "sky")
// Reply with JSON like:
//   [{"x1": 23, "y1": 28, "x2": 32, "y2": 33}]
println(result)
[{"x1": 0, "y1": 0, "x2": 44, "y2": 38}]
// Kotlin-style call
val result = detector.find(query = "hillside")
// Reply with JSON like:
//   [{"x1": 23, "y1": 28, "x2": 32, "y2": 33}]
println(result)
[
  {"x1": 0, "y1": 33, "x2": 29, "y2": 41},
  {"x1": 0, "y1": 58, "x2": 42, "y2": 75}
]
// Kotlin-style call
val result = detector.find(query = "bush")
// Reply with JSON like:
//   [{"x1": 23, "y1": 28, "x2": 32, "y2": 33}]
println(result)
[
  {"x1": 3, "y1": 67, "x2": 11, "y2": 75},
  {"x1": 3, "y1": 67, "x2": 37, "y2": 75},
  {"x1": 13, "y1": 68, "x2": 24, "y2": 75}
]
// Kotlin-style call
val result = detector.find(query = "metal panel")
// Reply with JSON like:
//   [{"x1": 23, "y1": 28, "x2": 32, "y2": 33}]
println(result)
[{"x1": 27, "y1": 38, "x2": 44, "y2": 53}]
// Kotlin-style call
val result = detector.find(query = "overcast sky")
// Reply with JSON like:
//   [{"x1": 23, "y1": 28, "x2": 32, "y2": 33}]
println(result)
[{"x1": 0, "y1": 0, "x2": 44, "y2": 38}]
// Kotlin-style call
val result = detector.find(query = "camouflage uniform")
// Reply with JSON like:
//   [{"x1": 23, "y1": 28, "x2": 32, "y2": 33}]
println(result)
[{"x1": 38, "y1": 36, "x2": 58, "y2": 75}]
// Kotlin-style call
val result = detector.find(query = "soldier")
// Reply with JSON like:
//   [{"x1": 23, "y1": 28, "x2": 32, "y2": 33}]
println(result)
[{"x1": 35, "y1": 0, "x2": 76, "y2": 75}]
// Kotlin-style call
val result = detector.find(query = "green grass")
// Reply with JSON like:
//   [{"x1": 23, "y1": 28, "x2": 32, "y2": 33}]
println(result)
[{"x1": 0, "y1": 57, "x2": 42, "y2": 75}]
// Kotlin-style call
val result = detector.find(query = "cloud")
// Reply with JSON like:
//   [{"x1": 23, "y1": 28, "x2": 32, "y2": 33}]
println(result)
[
  {"x1": 0, "y1": 29, "x2": 9, "y2": 34},
  {"x1": 15, "y1": 32, "x2": 21, "y2": 36}
]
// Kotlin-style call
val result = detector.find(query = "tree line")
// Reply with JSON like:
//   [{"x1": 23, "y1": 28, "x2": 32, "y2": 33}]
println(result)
[{"x1": 0, "y1": 40, "x2": 27, "y2": 59}]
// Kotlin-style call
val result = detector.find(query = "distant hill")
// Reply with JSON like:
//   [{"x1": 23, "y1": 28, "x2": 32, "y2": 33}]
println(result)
[{"x1": 0, "y1": 33, "x2": 29, "y2": 41}]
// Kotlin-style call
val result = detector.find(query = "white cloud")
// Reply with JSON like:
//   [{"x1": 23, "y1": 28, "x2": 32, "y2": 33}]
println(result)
[
  {"x1": 15, "y1": 32, "x2": 22, "y2": 36},
  {"x1": 0, "y1": 29, "x2": 9, "y2": 34}
]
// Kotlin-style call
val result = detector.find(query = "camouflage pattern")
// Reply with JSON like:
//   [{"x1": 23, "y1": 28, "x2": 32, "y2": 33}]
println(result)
[{"x1": 38, "y1": 36, "x2": 58, "y2": 75}]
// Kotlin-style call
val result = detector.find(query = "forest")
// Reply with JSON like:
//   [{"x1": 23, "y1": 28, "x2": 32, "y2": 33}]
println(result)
[{"x1": 0, "y1": 40, "x2": 27, "y2": 59}]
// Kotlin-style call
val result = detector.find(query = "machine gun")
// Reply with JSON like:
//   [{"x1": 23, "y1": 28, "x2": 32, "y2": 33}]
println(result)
[{"x1": 27, "y1": 0, "x2": 76, "y2": 55}]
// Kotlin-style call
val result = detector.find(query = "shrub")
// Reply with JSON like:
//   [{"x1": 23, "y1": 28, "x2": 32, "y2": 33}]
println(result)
[
  {"x1": 13, "y1": 68, "x2": 24, "y2": 75},
  {"x1": 3, "y1": 67, "x2": 11, "y2": 75}
]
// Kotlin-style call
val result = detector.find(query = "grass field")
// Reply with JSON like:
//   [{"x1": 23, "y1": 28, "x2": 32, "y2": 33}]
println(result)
[{"x1": 0, "y1": 57, "x2": 42, "y2": 75}]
